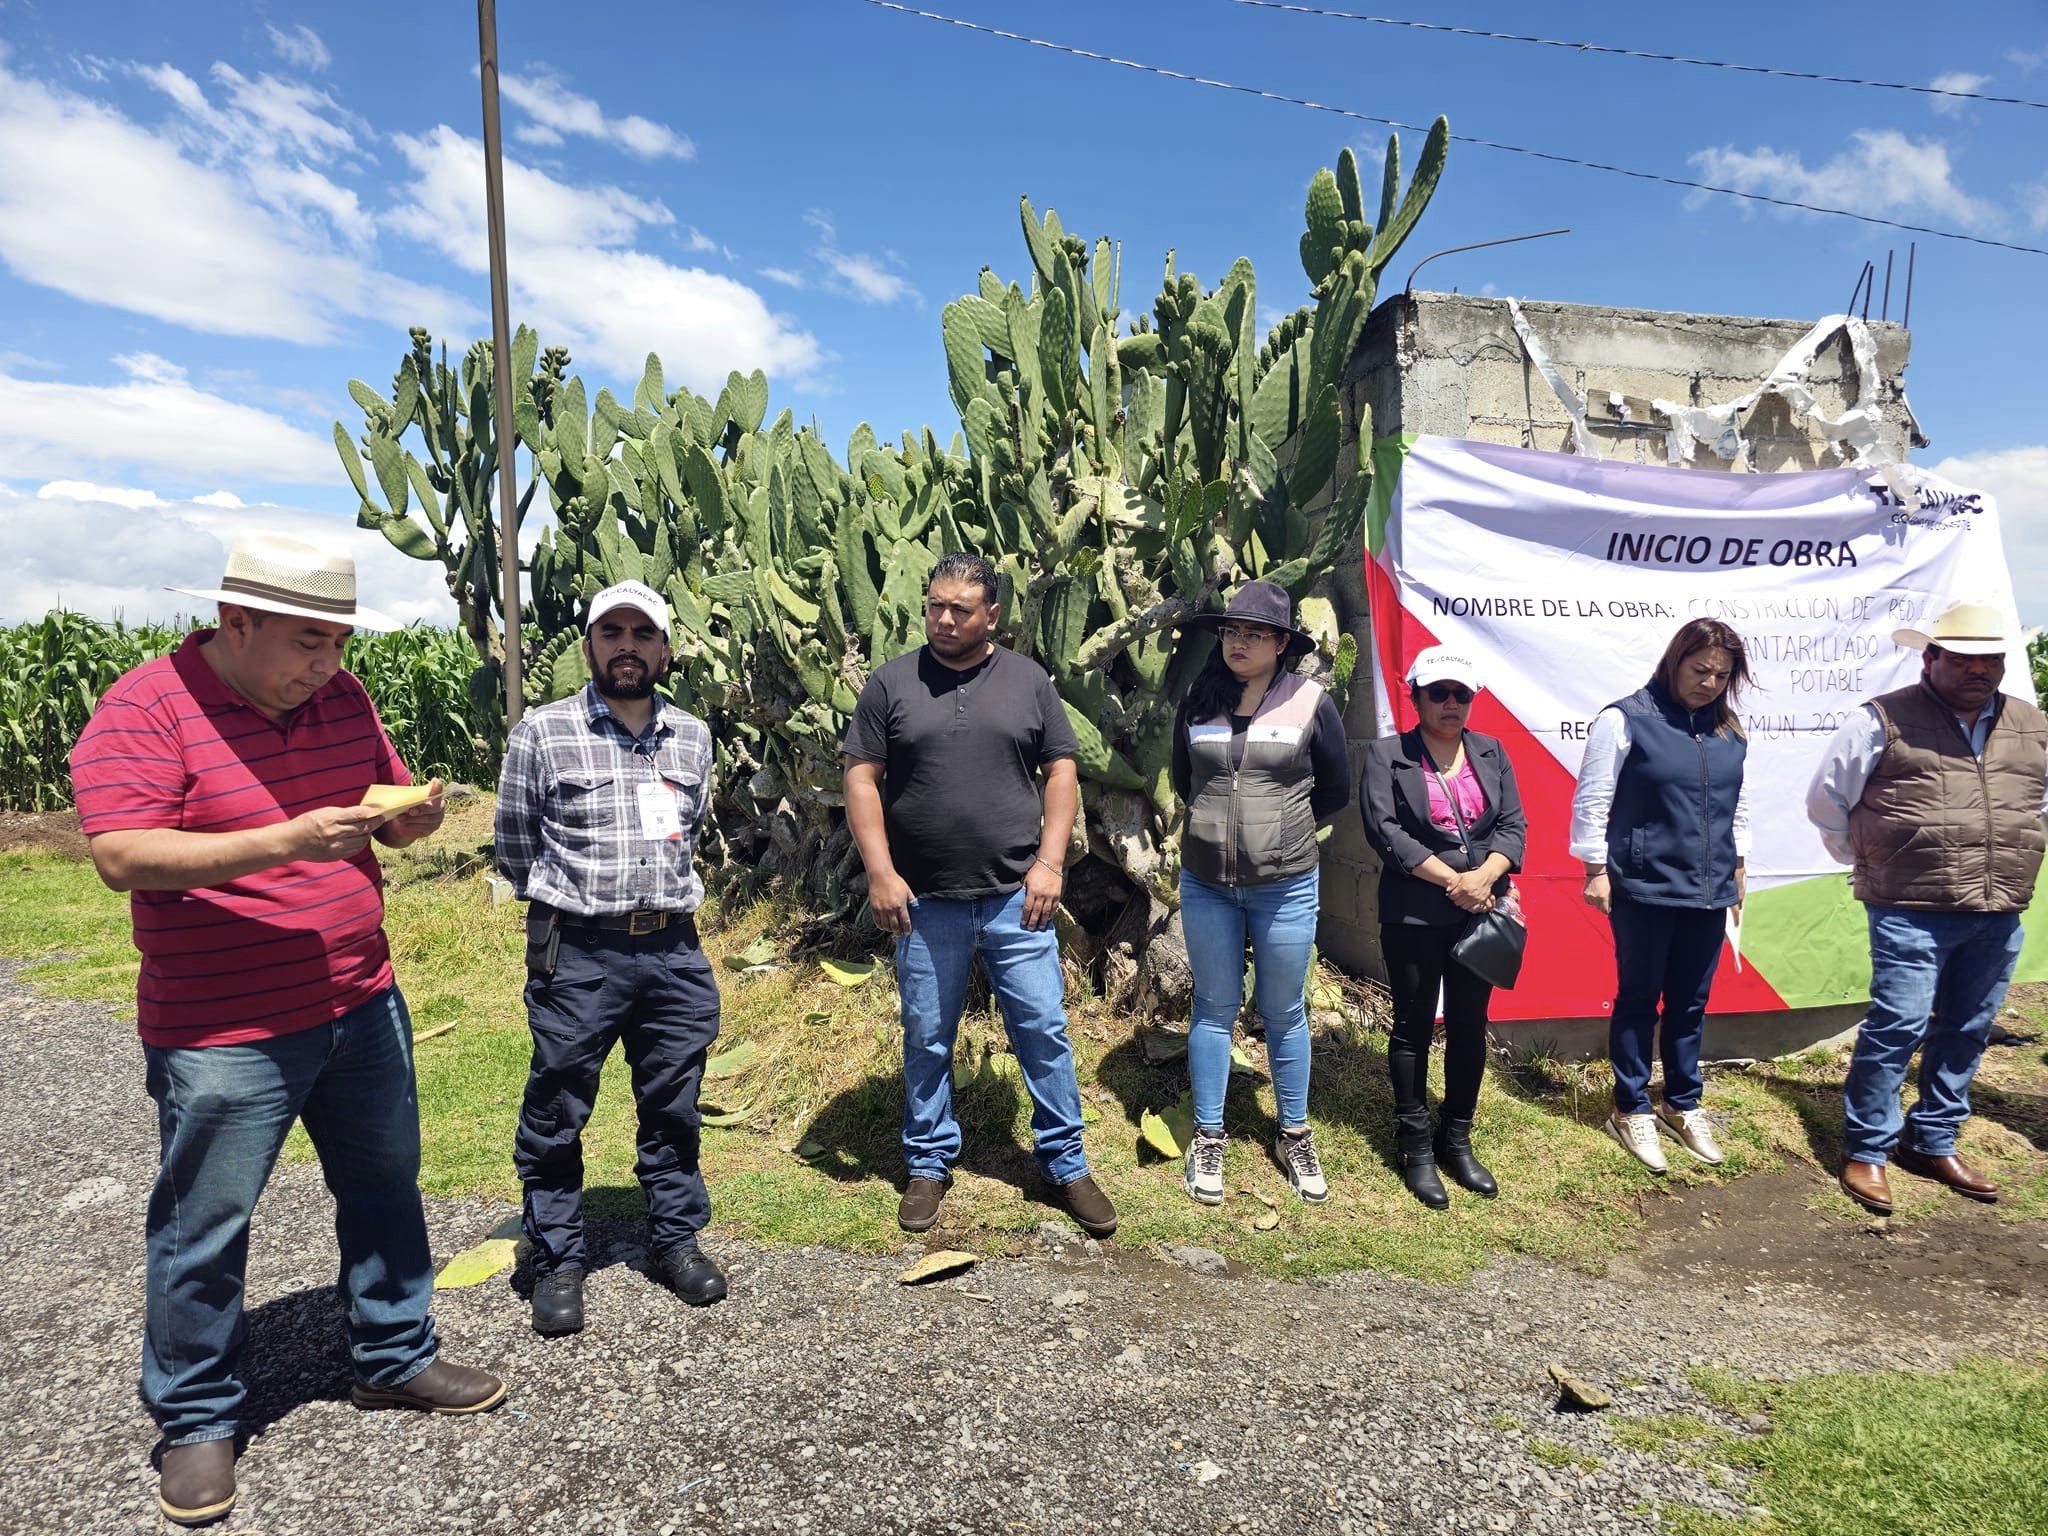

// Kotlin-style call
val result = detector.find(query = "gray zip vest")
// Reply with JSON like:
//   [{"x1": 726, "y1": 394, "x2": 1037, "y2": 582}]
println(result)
[{"x1": 1181, "y1": 673, "x2": 1326, "y2": 886}]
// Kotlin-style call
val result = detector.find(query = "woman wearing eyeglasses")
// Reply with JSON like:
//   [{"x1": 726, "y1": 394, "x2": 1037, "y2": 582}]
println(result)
[
  {"x1": 1570, "y1": 618, "x2": 1750, "y2": 1174},
  {"x1": 1168, "y1": 581, "x2": 1352, "y2": 1207},
  {"x1": 1360, "y1": 647, "x2": 1528, "y2": 1208}
]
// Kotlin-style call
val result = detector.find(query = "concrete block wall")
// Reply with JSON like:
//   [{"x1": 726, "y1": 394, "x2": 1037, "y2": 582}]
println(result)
[{"x1": 1313, "y1": 293, "x2": 1914, "y2": 1051}]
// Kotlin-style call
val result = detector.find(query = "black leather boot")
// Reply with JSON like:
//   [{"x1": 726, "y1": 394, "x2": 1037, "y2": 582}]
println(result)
[
  {"x1": 1434, "y1": 1116, "x2": 1498, "y2": 1198},
  {"x1": 531, "y1": 1266, "x2": 585, "y2": 1336},
  {"x1": 1397, "y1": 1137, "x2": 1449, "y2": 1209}
]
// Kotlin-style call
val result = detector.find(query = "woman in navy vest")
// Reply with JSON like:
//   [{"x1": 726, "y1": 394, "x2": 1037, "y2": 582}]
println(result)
[
  {"x1": 1570, "y1": 618, "x2": 1752, "y2": 1173},
  {"x1": 1360, "y1": 646, "x2": 1527, "y2": 1208},
  {"x1": 1169, "y1": 582, "x2": 1351, "y2": 1209}
]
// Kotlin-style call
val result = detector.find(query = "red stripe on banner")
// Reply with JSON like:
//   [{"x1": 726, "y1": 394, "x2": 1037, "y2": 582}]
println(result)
[{"x1": 1364, "y1": 552, "x2": 1786, "y2": 1021}]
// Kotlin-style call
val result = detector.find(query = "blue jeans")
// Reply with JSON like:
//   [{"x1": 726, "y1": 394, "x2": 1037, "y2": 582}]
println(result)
[
  {"x1": 1843, "y1": 906, "x2": 2024, "y2": 1165},
  {"x1": 141, "y1": 987, "x2": 437, "y2": 1446},
  {"x1": 1608, "y1": 895, "x2": 1724, "y2": 1115},
  {"x1": 894, "y1": 888, "x2": 1090, "y2": 1185},
  {"x1": 1179, "y1": 869, "x2": 1319, "y2": 1133}
]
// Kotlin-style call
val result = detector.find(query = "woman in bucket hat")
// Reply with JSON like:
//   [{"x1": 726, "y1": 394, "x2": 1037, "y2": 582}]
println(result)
[
  {"x1": 1168, "y1": 580, "x2": 1352, "y2": 1206},
  {"x1": 1360, "y1": 645, "x2": 1528, "y2": 1208}
]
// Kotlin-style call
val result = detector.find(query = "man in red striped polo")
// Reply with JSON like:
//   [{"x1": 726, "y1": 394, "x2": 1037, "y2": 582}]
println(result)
[{"x1": 68, "y1": 534, "x2": 506, "y2": 1529}]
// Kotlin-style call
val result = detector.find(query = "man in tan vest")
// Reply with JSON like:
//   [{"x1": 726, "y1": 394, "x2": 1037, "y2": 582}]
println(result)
[{"x1": 1806, "y1": 600, "x2": 2048, "y2": 1215}]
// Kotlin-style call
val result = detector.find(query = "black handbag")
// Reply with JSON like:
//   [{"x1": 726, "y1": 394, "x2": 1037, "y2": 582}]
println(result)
[{"x1": 1425, "y1": 747, "x2": 1526, "y2": 990}]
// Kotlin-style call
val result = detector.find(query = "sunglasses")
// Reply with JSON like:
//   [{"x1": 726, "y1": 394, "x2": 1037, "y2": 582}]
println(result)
[{"x1": 1422, "y1": 682, "x2": 1473, "y2": 704}]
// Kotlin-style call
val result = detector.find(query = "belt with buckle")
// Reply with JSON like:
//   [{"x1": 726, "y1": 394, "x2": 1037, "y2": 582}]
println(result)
[{"x1": 554, "y1": 908, "x2": 693, "y2": 939}]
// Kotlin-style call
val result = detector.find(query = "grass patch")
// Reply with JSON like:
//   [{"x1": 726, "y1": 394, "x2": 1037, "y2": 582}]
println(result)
[
  {"x1": 1527, "y1": 1436, "x2": 1600, "y2": 1472},
  {"x1": 5, "y1": 806, "x2": 2044, "y2": 1280},
  {"x1": 1610, "y1": 1411, "x2": 1740, "y2": 1465},
  {"x1": 1673, "y1": 1357, "x2": 2048, "y2": 1536}
]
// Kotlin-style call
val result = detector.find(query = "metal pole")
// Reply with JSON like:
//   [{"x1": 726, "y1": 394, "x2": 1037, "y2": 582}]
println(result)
[{"x1": 477, "y1": 0, "x2": 523, "y2": 732}]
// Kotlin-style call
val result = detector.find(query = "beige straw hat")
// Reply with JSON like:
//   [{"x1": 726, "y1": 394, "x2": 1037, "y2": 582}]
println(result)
[
  {"x1": 169, "y1": 533, "x2": 395, "y2": 630},
  {"x1": 1891, "y1": 599, "x2": 2011, "y2": 657}
]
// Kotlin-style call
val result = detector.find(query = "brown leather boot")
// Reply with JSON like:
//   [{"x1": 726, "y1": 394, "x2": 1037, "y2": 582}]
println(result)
[
  {"x1": 157, "y1": 1439, "x2": 236, "y2": 1527},
  {"x1": 1051, "y1": 1174, "x2": 1118, "y2": 1237},
  {"x1": 1839, "y1": 1158, "x2": 1893, "y2": 1216},
  {"x1": 1892, "y1": 1145, "x2": 2000, "y2": 1203},
  {"x1": 897, "y1": 1174, "x2": 952, "y2": 1233},
  {"x1": 350, "y1": 1358, "x2": 507, "y2": 1414}
]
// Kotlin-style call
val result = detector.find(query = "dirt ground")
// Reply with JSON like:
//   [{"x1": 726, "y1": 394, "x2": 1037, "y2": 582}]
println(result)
[{"x1": 0, "y1": 808, "x2": 86, "y2": 858}]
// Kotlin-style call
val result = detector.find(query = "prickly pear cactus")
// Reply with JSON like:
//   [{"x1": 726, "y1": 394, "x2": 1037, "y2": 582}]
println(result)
[{"x1": 334, "y1": 127, "x2": 1450, "y2": 927}]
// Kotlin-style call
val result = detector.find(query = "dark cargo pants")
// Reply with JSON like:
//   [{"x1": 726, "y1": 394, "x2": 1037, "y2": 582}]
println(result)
[{"x1": 515, "y1": 920, "x2": 721, "y2": 1271}]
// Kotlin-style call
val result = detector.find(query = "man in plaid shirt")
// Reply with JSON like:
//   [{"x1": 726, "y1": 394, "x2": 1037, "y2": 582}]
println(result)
[{"x1": 494, "y1": 580, "x2": 727, "y2": 1335}]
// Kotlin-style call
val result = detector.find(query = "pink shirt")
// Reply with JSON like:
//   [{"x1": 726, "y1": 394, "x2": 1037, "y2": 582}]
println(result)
[
  {"x1": 1425, "y1": 756, "x2": 1487, "y2": 837},
  {"x1": 68, "y1": 631, "x2": 410, "y2": 1049}
]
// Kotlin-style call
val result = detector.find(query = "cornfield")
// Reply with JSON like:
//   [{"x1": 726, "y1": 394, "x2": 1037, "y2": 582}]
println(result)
[{"x1": 0, "y1": 612, "x2": 499, "y2": 811}]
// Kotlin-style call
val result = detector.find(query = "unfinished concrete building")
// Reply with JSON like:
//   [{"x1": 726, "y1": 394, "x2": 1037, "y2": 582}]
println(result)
[{"x1": 1316, "y1": 291, "x2": 1918, "y2": 1055}]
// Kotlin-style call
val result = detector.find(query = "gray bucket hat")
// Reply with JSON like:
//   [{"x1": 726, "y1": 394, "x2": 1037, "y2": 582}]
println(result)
[{"x1": 1176, "y1": 579, "x2": 1316, "y2": 659}]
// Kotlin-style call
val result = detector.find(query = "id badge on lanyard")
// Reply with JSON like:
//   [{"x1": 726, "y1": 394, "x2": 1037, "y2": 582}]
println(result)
[{"x1": 635, "y1": 779, "x2": 683, "y2": 842}]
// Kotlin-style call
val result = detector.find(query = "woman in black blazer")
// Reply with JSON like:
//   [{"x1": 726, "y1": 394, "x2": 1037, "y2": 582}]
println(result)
[{"x1": 1360, "y1": 646, "x2": 1528, "y2": 1208}]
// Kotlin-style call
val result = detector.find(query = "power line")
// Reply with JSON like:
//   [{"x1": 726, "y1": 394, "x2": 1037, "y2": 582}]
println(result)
[
  {"x1": 860, "y1": 0, "x2": 2048, "y2": 259},
  {"x1": 1232, "y1": 1, "x2": 2048, "y2": 112}
]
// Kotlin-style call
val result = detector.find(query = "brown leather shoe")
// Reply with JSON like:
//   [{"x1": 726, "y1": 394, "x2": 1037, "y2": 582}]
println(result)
[
  {"x1": 351, "y1": 1358, "x2": 507, "y2": 1414},
  {"x1": 1892, "y1": 1145, "x2": 2000, "y2": 1203},
  {"x1": 157, "y1": 1438, "x2": 236, "y2": 1527},
  {"x1": 897, "y1": 1174, "x2": 953, "y2": 1233},
  {"x1": 1839, "y1": 1158, "x2": 1893, "y2": 1216},
  {"x1": 1051, "y1": 1173, "x2": 1118, "y2": 1237}
]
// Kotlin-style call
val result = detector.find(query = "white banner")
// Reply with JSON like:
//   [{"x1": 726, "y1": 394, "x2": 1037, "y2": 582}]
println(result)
[{"x1": 1367, "y1": 435, "x2": 2030, "y2": 1018}]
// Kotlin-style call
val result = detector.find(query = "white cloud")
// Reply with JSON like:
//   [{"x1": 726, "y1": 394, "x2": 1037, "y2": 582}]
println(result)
[
  {"x1": 806, "y1": 212, "x2": 918, "y2": 306},
  {"x1": 208, "y1": 64, "x2": 359, "y2": 161},
  {"x1": 0, "y1": 482, "x2": 454, "y2": 627},
  {"x1": 1931, "y1": 446, "x2": 2048, "y2": 626},
  {"x1": 1688, "y1": 129, "x2": 1996, "y2": 229},
  {"x1": 0, "y1": 51, "x2": 469, "y2": 343},
  {"x1": 2004, "y1": 46, "x2": 2047, "y2": 75},
  {"x1": 2023, "y1": 179, "x2": 2048, "y2": 232},
  {"x1": 1928, "y1": 71, "x2": 1990, "y2": 117},
  {"x1": 514, "y1": 121, "x2": 565, "y2": 148},
  {"x1": 0, "y1": 359, "x2": 337, "y2": 487},
  {"x1": 265, "y1": 23, "x2": 332, "y2": 73},
  {"x1": 498, "y1": 70, "x2": 695, "y2": 160},
  {"x1": 387, "y1": 127, "x2": 822, "y2": 391},
  {"x1": 759, "y1": 266, "x2": 806, "y2": 289}
]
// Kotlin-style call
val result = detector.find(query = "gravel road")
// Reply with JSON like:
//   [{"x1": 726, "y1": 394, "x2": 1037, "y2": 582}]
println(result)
[{"x1": 4, "y1": 960, "x2": 2043, "y2": 1536}]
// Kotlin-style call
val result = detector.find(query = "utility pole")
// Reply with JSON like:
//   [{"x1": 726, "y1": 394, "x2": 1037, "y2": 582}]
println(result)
[{"x1": 477, "y1": 0, "x2": 523, "y2": 730}]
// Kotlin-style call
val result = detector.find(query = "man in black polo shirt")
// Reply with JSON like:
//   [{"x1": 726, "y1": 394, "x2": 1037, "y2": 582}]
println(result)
[{"x1": 843, "y1": 552, "x2": 1117, "y2": 1238}]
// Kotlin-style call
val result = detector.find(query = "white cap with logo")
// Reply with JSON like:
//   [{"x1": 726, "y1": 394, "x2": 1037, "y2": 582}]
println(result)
[
  {"x1": 585, "y1": 579, "x2": 671, "y2": 635},
  {"x1": 1406, "y1": 644, "x2": 1485, "y2": 694}
]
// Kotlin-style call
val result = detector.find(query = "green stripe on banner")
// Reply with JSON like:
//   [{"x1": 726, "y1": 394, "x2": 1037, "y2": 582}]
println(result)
[
  {"x1": 1363, "y1": 433, "x2": 1417, "y2": 559},
  {"x1": 1742, "y1": 866, "x2": 2048, "y2": 1011}
]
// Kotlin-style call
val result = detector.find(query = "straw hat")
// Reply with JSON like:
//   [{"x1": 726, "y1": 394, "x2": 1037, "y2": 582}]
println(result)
[
  {"x1": 1892, "y1": 599, "x2": 2011, "y2": 657},
  {"x1": 170, "y1": 533, "x2": 395, "y2": 630}
]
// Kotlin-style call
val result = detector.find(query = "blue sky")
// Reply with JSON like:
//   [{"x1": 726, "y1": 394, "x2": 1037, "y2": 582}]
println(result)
[{"x1": 1, "y1": 0, "x2": 2044, "y2": 622}]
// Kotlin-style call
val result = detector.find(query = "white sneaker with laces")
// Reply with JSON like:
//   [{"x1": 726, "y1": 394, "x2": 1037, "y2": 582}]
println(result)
[
  {"x1": 1607, "y1": 1110, "x2": 1669, "y2": 1173},
  {"x1": 1183, "y1": 1128, "x2": 1226, "y2": 1205},
  {"x1": 1656, "y1": 1102, "x2": 1725, "y2": 1165},
  {"x1": 1275, "y1": 1129, "x2": 1329, "y2": 1202}
]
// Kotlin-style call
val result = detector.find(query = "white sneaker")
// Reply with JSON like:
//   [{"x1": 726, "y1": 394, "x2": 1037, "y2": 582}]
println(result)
[
  {"x1": 1656, "y1": 1102, "x2": 1725, "y2": 1165},
  {"x1": 1274, "y1": 1129, "x2": 1329, "y2": 1202},
  {"x1": 1606, "y1": 1111, "x2": 1669, "y2": 1173},
  {"x1": 1184, "y1": 1128, "x2": 1226, "y2": 1205}
]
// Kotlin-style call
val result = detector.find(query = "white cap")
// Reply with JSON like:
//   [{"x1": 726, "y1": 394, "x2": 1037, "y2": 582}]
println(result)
[
  {"x1": 1406, "y1": 644, "x2": 1484, "y2": 694},
  {"x1": 585, "y1": 579, "x2": 671, "y2": 635}
]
